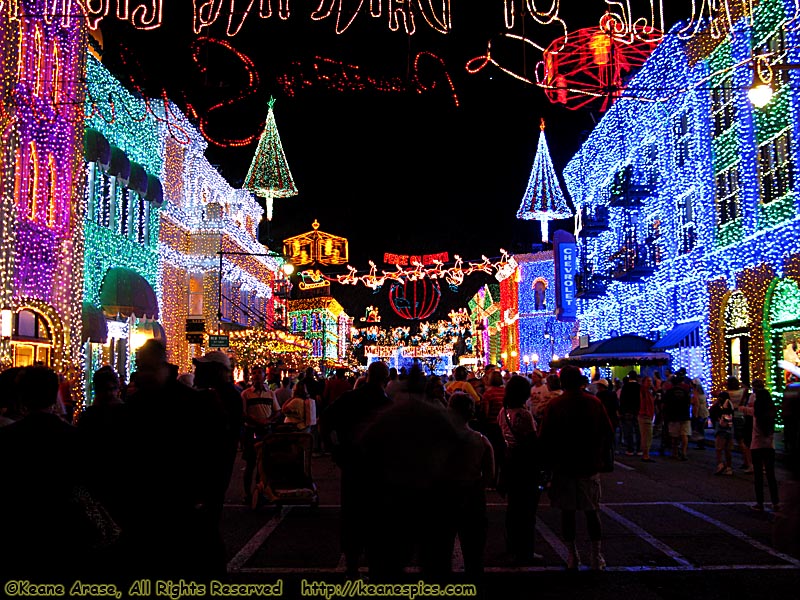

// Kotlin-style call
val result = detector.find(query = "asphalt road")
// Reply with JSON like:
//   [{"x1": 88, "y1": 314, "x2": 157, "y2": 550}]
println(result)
[{"x1": 219, "y1": 435, "x2": 800, "y2": 599}]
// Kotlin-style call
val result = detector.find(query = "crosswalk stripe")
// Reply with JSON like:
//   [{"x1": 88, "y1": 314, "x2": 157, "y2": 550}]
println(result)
[
  {"x1": 674, "y1": 502, "x2": 800, "y2": 568},
  {"x1": 600, "y1": 505, "x2": 693, "y2": 567},
  {"x1": 227, "y1": 506, "x2": 291, "y2": 572},
  {"x1": 535, "y1": 519, "x2": 570, "y2": 564}
]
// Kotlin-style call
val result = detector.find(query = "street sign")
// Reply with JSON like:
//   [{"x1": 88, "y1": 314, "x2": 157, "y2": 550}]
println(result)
[{"x1": 208, "y1": 335, "x2": 230, "y2": 348}]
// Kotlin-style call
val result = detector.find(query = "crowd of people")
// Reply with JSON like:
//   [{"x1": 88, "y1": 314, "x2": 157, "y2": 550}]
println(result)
[{"x1": 0, "y1": 351, "x2": 794, "y2": 581}]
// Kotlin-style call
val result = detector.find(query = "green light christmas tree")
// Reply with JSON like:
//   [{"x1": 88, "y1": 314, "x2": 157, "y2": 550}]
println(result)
[
  {"x1": 516, "y1": 119, "x2": 572, "y2": 243},
  {"x1": 244, "y1": 97, "x2": 298, "y2": 238}
]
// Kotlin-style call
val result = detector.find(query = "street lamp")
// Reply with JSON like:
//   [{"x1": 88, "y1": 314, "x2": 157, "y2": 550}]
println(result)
[
  {"x1": 531, "y1": 352, "x2": 539, "y2": 372},
  {"x1": 523, "y1": 354, "x2": 530, "y2": 374},
  {"x1": 748, "y1": 58, "x2": 800, "y2": 108}
]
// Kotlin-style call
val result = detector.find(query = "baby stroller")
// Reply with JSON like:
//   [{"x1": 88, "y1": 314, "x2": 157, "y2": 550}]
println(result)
[{"x1": 251, "y1": 432, "x2": 319, "y2": 509}]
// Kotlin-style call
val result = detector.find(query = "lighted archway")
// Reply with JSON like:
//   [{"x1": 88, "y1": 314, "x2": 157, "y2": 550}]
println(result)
[
  {"x1": 723, "y1": 291, "x2": 751, "y2": 385},
  {"x1": 11, "y1": 298, "x2": 68, "y2": 374},
  {"x1": 765, "y1": 278, "x2": 800, "y2": 395}
]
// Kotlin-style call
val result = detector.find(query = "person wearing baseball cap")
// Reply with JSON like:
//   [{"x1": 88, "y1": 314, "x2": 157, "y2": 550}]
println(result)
[{"x1": 527, "y1": 369, "x2": 549, "y2": 425}]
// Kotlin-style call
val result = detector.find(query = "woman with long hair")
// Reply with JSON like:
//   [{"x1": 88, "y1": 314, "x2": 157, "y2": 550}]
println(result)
[
  {"x1": 497, "y1": 375, "x2": 542, "y2": 565},
  {"x1": 740, "y1": 380, "x2": 780, "y2": 511},
  {"x1": 281, "y1": 380, "x2": 313, "y2": 432}
]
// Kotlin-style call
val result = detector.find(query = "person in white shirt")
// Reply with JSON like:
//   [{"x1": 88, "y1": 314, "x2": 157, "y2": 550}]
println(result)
[{"x1": 241, "y1": 366, "x2": 281, "y2": 502}]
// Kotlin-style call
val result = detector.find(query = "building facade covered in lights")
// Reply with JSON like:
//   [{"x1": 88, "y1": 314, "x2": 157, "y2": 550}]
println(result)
[
  {"x1": 563, "y1": 0, "x2": 800, "y2": 396},
  {"x1": 155, "y1": 101, "x2": 283, "y2": 374},
  {"x1": 0, "y1": 2, "x2": 88, "y2": 386},
  {"x1": 468, "y1": 253, "x2": 577, "y2": 375},
  {"x1": 511, "y1": 252, "x2": 579, "y2": 374},
  {"x1": 81, "y1": 52, "x2": 166, "y2": 396},
  {"x1": 288, "y1": 297, "x2": 352, "y2": 372}
]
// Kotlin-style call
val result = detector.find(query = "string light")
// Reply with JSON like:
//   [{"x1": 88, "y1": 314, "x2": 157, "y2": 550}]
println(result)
[
  {"x1": 327, "y1": 249, "x2": 518, "y2": 290},
  {"x1": 243, "y1": 97, "x2": 297, "y2": 221},
  {"x1": 516, "y1": 119, "x2": 572, "y2": 243},
  {"x1": 287, "y1": 297, "x2": 348, "y2": 362},
  {"x1": 0, "y1": 2, "x2": 88, "y2": 409},
  {"x1": 562, "y1": 1, "x2": 799, "y2": 400}
]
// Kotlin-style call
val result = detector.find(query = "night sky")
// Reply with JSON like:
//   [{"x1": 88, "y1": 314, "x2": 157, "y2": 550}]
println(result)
[{"x1": 98, "y1": 3, "x2": 690, "y2": 324}]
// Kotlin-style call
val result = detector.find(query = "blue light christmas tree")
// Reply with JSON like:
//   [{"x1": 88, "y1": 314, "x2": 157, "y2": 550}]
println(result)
[{"x1": 516, "y1": 119, "x2": 572, "y2": 243}]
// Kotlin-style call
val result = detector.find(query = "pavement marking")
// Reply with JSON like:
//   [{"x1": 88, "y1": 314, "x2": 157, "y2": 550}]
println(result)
[
  {"x1": 535, "y1": 518, "x2": 570, "y2": 564},
  {"x1": 452, "y1": 536, "x2": 464, "y2": 572},
  {"x1": 600, "y1": 505, "x2": 693, "y2": 567},
  {"x1": 674, "y1": 502, "x2": 800, "y2": 568},
  {"x1": 614, "y1": 461, "x2": 636, "y2": 472},
  {"x1": 227, "y1": 506, "x2": 291, "y2": 573}
]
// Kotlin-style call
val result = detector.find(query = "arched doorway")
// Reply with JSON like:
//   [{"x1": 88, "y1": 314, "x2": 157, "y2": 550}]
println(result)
[
  {"x1": 766, "y1": 278, "x2": 800, "y2": 395},
  {"x1": 723, "y1": 290, "x2": 751, "y2": 385},
  {"x1": 10, "y1": 307, "x2": 53, "y2": 367}
]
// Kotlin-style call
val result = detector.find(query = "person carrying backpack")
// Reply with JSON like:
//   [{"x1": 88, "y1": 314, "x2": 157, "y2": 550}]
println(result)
[{"x1": 739, "y1": 380, "x2": 780, "y2": 512}]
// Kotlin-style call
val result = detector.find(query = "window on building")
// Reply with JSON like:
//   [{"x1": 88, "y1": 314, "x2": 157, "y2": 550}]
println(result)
[
  {"x1": 676, "y1": 192, "x2": 696, "y2": 254},
  {"x1": 27, "y1": 141, "x2": 39, "y2": 221},
  {"x1": 711, "y1": 83, "x2": 736, "y2": 137},
  {"x1": 756, "y1": 30, "x2": 788, "y2": 91},
  {"x1": 47, "y1": 154, "x2": 57, "y2": 227},
  {"x1": 221, "y1": 279, "x2": 232, "y2": 321},
  {"x1": 99, "y1": 172, "x2": 113, "y2": 228},
  {"x1": 715, "y1": 165, "x2": 740, "y2": 225},
  {"x1": 188, "y1": 273, "x2": 203, "y2": 317},
  {"x1": 119, "y1": 187, "x2": 130, "y2": 237},
  {"x1": 672, "y1": 111, "x2": 691, "y2": 168},
  {"x1": 136, "y1": 194, "x2": 147, "y2": 243},
  {"x1": 758, "y1": 130, "x2": 794, "y2": 204}
]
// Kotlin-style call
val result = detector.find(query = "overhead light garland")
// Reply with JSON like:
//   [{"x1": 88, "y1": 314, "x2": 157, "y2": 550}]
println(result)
[{"x1": 325, "y1": 249, "x2": 518, "y2": 291}]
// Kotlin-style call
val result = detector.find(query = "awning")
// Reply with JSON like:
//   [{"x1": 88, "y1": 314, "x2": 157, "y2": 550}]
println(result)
[
  {"x1": 558, "y1": 334, "x2": 670, "y2": 367},
  {"x1": 99, "y1": 267, "x2": 159, "y2": 319},
  {"x1": 108, "y1": 146, "x2": 130, "y2": 181},
  {"x1": 145, "y1": 174, "x2": 164, "y2": 206},
  {"x1": 83, "y1": 129, "x2": 111, "y2": 167},
  {"x1": 81, "y1": 302, "x2": 108, "y2": 344},
  {"x1": 128, "y1": 162, "x2": 149, "y2": 196},
  {"x1": 651, "y1": 321, "x2": 702, "y2": 351}
]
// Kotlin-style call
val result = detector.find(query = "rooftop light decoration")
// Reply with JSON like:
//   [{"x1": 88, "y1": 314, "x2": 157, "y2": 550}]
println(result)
[
  {"x1": 243, "y1": 97, "x2": 298, "y2": 230},
  {"x1": 516, "y1": 119, "x2": 573, "y2": 243}
]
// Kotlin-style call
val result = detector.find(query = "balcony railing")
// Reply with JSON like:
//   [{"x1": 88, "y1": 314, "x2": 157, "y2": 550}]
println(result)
[{"x1": 609, "y1": 243, "x2": 658, "y2": 282}]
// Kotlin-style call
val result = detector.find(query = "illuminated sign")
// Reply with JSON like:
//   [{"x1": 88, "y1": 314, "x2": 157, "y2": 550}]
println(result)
[
  {"x1": 284, "y1": 220, "x2": 349, "y2": 267},
  {"x1": 298, "y1": 269, "x2": 329, "y2": 291},
  {"x1": 384, "y1": 252, "x2": 449, "y2": 266},
  {"x1": 554, "y1": 229, "x2": 577, "y2": 322}
]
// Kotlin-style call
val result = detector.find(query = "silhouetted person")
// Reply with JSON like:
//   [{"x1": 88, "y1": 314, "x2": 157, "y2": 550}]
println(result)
[
  {"x1": 447, "y1": 392, "x2": 494, "y2": 579},
  {"x1": 77, "y1": 367, "x2": 128, "y2": 539},
  {"x1": 498, "y1": 375, "x2": 543, "y2": 565},
  {"x1": 320, "y1": 361, "x2": 392, "y2": 579},
  {"x1": 123, "y1": 340, "x2": 227, "y2": 578},
  {"x1": 358, "y1": 366, "x2": 463, "y2": 581},
  {"x1": 193, "y1": 350, "x2": 244, "y2": 519},
  {"x1": 0, "y1": 366, "x2": 89, "y2": 578},
  {"x1": 539, "y1": 365, "x2": 614, "y2": 571}
]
